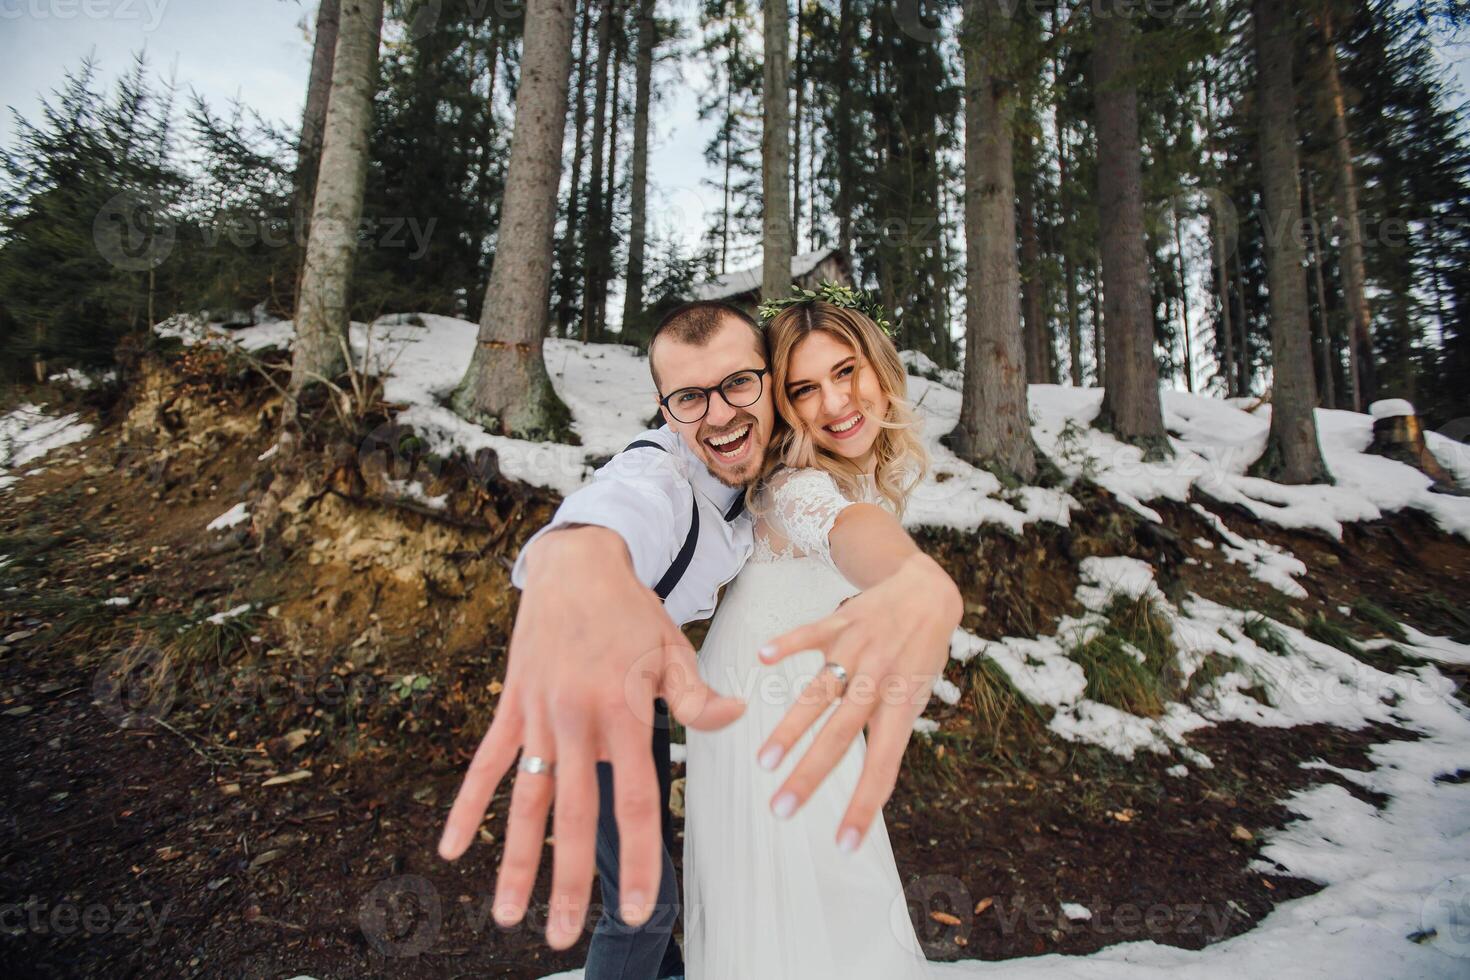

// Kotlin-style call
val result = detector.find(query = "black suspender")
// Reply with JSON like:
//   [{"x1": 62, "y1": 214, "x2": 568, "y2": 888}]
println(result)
[{"x1": 622, "y1": 438, "x2": 745, "y2": 601}]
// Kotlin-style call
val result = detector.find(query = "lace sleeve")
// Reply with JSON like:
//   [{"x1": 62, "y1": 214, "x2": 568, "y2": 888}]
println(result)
[{"x1": 766, "y1": 468, "x2": 859, "y2": 569}]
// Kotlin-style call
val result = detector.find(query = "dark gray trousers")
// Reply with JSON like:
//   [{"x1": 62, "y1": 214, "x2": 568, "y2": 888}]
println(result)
[{"x1": 583, "y1": 698, "x2": 684, "y2": 980}]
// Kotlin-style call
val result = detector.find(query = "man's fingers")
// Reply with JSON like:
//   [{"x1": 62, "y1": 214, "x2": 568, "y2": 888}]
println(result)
[
  {"x1": 768, "y1": 696, "x2": 872, "y2": 820},
  {"x1": 758, "y1": 614, "x2": 848, "y2": 665},
  {"x1": 834, "y1": 711, "x2": 909, "y2": 853},
  {"x1": 607, "y1": 714, "x2": 664, "y2": 929},
  {"x1": 438, "y1": 701, "x2": 523, "y2": 861},
  {"x1": 546, "y1": 719, "x2": 598, "y2": 950},
  {"x1": 661, "y1": 640, "x2": 745, "y2": 732},
  {"x1": 491, "y1": 715, "x2": 556, "y2": 927}
]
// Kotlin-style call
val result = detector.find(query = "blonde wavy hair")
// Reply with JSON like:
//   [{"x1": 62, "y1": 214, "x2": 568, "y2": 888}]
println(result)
[{"x1": 751, "y1": 300, "x2": 928, "y2": 516}]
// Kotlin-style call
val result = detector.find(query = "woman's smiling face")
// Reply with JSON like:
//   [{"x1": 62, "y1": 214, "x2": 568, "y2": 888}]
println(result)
[{"x1": 783, "y1": 329, "x2": 889, "y2": 465}]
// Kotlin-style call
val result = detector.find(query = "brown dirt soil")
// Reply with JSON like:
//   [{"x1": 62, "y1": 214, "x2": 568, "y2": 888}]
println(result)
[{"x1": 2, "y1": 354, "x2": 1467, "y2": 977}]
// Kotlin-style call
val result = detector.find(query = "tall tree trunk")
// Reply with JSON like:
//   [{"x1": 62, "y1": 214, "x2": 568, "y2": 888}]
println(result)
[
  {"x1": 1019, "y1": 127, "x2": 1047, "y2": 385},
  {"x1": 1202, "y1": 69, "x2": 1236, "y2": 397},
  {"x1": 1091, "y1": 4, "x2": 1170, "y2": 457},
  {"x1": 289, "y1": 0, "x2": 382, "y2": 395},
  {"x1": 292, "y1": 0, "x2": 341, "y2": 306},
  {"x1": 762, "y1": 0, "x2": 793, "y2": 301},
  {"x1": 1053, "y1": 5, "x2": 1081, "y2": 387},
  {"x1": 1172, "y1": 202, "x2": 1195, "y2": 393},
  {"x1": 1251, "y1": 0, "x2": 1330, "y2": 483},
  {"x1": 1211, "y1": 200, "x2": 1236, "y2": 396},
  {"x1": 1318, "y1": 2, "x2": 1374, "y2": 410},
  {"x1": 792, "y1": 0, "x2": 803, "y2": 256},
  {"x1": 451, "y1": 0, "x2": 577, "y2": 440},
  {"x1": 601, "y1": 6, "x2": 624, "y2": 340},
  {"x1": 582, "y1": 0, "x2": 613, "y2": 341},
  {"x1": 948, "y1": 0, "x2": 1037, "y2": 483},
  {"x1": 556, "y1": 2, "x2": 593, "y2": 338},
  {"x1": 1305, "y1": 174, "x2": 1337, "y2": 409},
  {"x1": 1233, "y1": 247, "x2": 1250, "y2": 393},
  {"x1": 621, "y1": 0, "x2": 655, "y2": 345},
  {"x1": 1093, "y1": 270, "x2": 1105, "y2": 386},
  {"x1": 719, "y1": 30, "x2": 736, "y2": 274},
  {"x1": 835, "y1": 0, "x2": 854, "y2": 261}
]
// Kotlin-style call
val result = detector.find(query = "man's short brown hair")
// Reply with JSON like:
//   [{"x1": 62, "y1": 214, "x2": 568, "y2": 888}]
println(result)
[{"x1": 648, "y1": 301, "x2": 765, "y2": 390}]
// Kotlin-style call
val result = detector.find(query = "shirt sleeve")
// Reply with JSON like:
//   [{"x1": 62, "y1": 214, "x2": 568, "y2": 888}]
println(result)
[
  {"x1": 766, "y1": 468, "x2": 859, "y2": 570},
  {"x1": 509, "y1": 447, "x2": 691, "y2": 593}
]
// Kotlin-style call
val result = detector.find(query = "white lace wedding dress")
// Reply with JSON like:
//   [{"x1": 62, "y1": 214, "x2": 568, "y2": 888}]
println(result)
[{"x1": 682, "y1": 467, "x2": 930, "y2": 979}]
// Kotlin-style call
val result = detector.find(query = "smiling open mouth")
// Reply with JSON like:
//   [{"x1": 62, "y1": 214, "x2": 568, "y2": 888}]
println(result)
[
  {"x1": 823, "y1": 412, "x2": 865, "y2": 440},
  {"x1": 704, "y1": 422, "x2": 753, "y2": 462}
]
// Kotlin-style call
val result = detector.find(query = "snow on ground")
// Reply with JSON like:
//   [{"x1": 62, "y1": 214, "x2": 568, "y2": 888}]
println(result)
[
  {"x1": 149, "y1": 314, "x2": 1470, "y2": 974},
  {"x1": 0, "y1": 316, "x2": 1453, "y2": 973},
  {"x1": 155, "y1": 312, "x2": 1470, "y2": 544},
  {"x1": 0, "y1": 402, "x2": 94, "y2": 491}
]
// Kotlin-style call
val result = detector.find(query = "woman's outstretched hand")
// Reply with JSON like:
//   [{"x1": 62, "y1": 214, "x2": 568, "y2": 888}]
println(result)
[
  {"x1": 436, "y1": 525, "x2": 745, "y2": 950},
  {"x1": 753, "y1": 550, "x2": 961, "y2": 852}
]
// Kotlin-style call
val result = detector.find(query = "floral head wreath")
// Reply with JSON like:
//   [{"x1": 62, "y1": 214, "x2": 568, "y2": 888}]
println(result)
[{"x1": 756, "y1": 281, "x2": 896, "y2": 339}]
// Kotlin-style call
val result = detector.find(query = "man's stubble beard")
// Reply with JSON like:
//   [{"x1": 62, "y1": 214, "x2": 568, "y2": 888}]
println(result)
[{"x1": 699, "y1": 416, "x2": 766, "y2": 490}]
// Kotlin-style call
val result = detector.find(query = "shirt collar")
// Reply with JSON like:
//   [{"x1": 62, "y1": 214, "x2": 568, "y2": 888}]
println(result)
[{"x1": 661, "y1": 424, "x2": 748, "y2": 520}]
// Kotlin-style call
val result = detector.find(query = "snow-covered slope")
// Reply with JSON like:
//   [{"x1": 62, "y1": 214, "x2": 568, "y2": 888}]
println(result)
[
  {"x1": 156, "y1": 311, "x2": 1470, "y2": 541},
  {"x1": 148, "y1": 313, "x2": 1470, "y2": 975}
]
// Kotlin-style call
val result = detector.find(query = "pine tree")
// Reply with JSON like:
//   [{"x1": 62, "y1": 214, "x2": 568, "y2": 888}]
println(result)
[
  {"x1": 290, "y1": 0, "x2": 384, "y2": 395},
  {"x1": 1090, "y1": 2, "x2": 1171, "y2": 458},
  {"x1": 761, "y1": 0, "x2": 793, "y2": 302},
  {"x1": 947, "y1": 0, "x2": 1039, "y2": 484},
  {"x1": 451, "y1": 0, "x2": 577, "y2": 441},
  {"x1": 1249, "y1": 0, "x2": 1331, "y2": 484},
  {"x1": 621, "y1": 0, "x2": 658, "y2": 344}
]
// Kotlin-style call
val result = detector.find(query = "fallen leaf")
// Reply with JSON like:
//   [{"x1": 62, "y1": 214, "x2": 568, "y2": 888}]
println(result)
[
  {"x1": 1231, "y1": 824, "x2": 1254, "y2": 842},
  {"x1": 261, "y1": 770, "x2": 312, "y2": 787},
  {"x1": 249, "y1": 849, "x2": 285, "y2": 869},
  {"x1": 280, "y1": 728, "x2": 312, "y2": 752}
]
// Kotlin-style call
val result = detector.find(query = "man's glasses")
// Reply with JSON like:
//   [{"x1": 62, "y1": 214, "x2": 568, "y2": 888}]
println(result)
[{"x1": 658, "y1": 368, "x2": 769, "y2": 424}]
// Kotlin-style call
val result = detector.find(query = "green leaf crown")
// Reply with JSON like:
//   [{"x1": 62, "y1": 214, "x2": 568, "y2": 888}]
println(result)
[{"x1": 756, "y1": 281, "x2": 895, "y2": 338}]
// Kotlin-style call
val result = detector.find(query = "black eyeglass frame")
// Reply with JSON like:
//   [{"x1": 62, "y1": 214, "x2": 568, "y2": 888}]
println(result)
[{"x1": 658, "y1": 367, "x2": 770, "y2": 424}]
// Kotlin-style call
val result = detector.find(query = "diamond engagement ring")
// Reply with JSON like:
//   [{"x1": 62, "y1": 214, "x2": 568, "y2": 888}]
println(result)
[
  {"x1": 518, "y1": 754, "x2": 554, "y2": 776},
  {"x1": 820, "y1": 661, "x2": 849, "y2": 694}
]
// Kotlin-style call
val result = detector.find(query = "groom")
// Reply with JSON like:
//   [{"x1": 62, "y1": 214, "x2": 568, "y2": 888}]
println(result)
[{"x1": 438, "y1": 300, "x2": 951, "y2": 979}]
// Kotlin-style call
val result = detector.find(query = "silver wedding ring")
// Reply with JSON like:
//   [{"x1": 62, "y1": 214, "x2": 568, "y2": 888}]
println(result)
[
  {"x1": 518, "y1": 754, "x2": 555, "y2": 776},
  {"x1": 820, "y1": 661, "x2": 849, "y2": 694}
]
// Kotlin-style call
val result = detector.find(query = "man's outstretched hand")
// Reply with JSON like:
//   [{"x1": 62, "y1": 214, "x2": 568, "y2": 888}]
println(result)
[
  {"x1": 437, "y1": 526, "x2": 745, "y2": 950},
  {"x1": 753, "y1": 552, "x2": 961, "y2": 853}
]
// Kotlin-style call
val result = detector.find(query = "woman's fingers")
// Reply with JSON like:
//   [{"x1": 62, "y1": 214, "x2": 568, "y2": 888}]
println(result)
[
  {"x1": 438, "y1": 699, "x2": 523, "y2": 861},
  {"x1": 767, "y1": 694, "x2": 873, "y2": 820},
  {"x1": 757, "y1": 613, "x2": 849, "y2": 666},
  {"x1": 755, "y1": 632, "x2": 868, "y2": 776},
  {"x1": 491, "y1": 713, "x2": 556, "y2": 928},
  {"x1": 834, "y1": 709, "x2": 910, "y2": 853}
]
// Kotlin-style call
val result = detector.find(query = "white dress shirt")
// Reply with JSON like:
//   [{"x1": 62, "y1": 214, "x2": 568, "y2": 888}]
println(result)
[{"x1": 509, "y1": 425, "x2": 756, "y2": 627}]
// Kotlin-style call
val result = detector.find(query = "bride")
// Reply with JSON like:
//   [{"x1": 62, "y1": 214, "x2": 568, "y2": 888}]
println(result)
[{"x1": 682, "y1": 298, "x2": 956, "y2": 978}]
